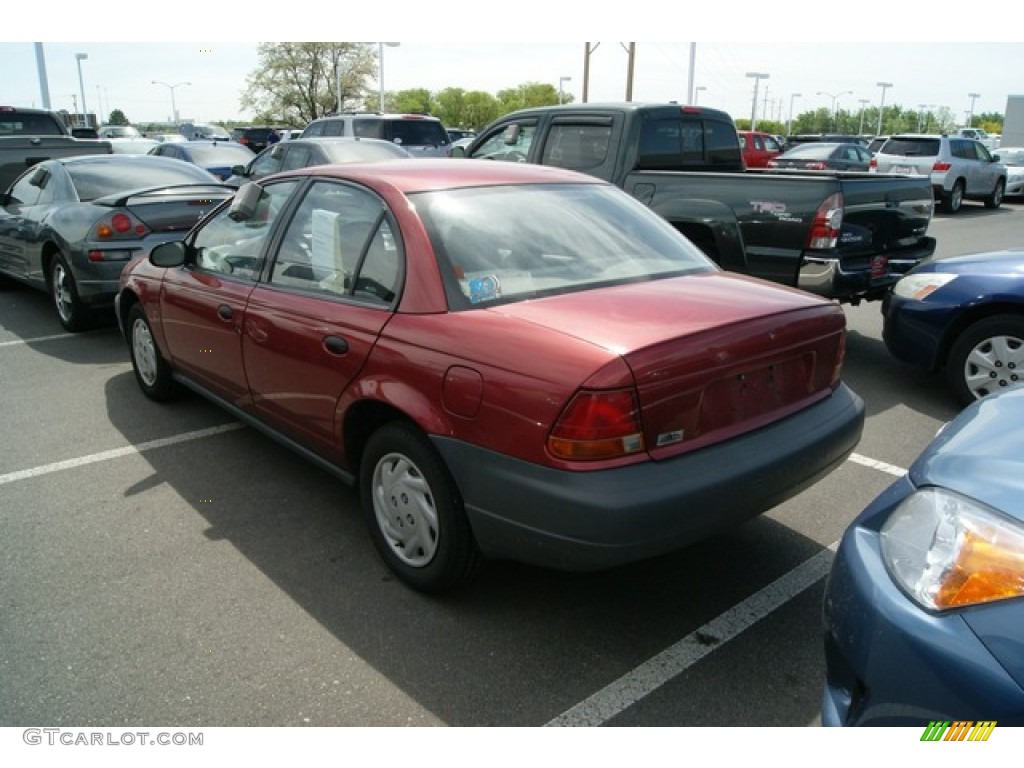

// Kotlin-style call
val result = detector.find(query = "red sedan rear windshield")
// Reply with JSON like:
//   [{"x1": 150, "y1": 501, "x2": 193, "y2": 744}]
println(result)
[{"x1": 413, "y1": 183, "x2": 716, "y2": 309}]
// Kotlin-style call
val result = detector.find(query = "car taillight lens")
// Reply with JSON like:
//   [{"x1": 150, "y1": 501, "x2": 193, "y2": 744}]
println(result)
[
  {"x1": 807, "y1": 192, "x2": 843, "y2": 249},
  {"x1": 933, "y1": 161, "x2": 952, "y2": 172},
  {"x1": 91, "y1": 211, "x2": 149, "y2": 240},
  {"x1": 869, "y1": 158, "x2": 878, "y2": 170},
  {"x1": 547, "y1": 389, "x2": 645, "y2": 461},
  {"x1": 805, "y1": 162, "x2": 827, "y2": 170}
]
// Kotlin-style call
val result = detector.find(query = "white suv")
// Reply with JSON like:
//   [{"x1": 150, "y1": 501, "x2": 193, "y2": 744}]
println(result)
[
  {"x1": 871, "y1": 134, "x2": 1007, "y2": 213},
  {"x1": 300, "y1": 112, "x2": 450, "y2": 157}
]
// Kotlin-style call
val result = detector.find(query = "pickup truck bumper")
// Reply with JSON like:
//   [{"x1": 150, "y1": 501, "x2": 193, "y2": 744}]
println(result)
[
  {"x1": 432, "y1": 382, "x2": 864, "y2": 572},
  {"x1": 797, "y1": 237, "x2": 936, "y2": 303}
]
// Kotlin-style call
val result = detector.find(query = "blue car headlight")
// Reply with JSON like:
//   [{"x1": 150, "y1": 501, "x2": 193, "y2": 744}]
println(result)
[
  {"x1": 880, "y1": 487, "x2": 1024, "y2": 610},
  {"x1": 892, "y1": 272, "x2": 957, "y2": 301}
]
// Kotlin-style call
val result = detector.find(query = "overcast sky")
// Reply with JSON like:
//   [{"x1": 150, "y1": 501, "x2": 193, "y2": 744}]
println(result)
[{"x1": 5, "y1": 7, "x2": 1022, "y2": 127}]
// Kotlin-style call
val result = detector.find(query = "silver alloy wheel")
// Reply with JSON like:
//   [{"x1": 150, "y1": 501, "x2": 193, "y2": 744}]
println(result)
[
  {"x1": 132, "y1": 317, "x2": 159, "y2": 387},
  {"x1": 51, "y1": 261, "x2": 73, "y2": 323},
  {"x1": 371, "y1": 452, "x2": 439, "y2": 568},
  {"x1": 962, "y1": 333, "x2": 1024, "y2": 400}
]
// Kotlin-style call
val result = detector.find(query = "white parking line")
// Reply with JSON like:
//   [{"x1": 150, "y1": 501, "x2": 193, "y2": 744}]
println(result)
[
  {"x1": 0, "y1": 423, "x2": 245, "y2": 486},
  {"x1": 848, "y1": 452, "x2": 908, "y2": 477},
  {"x1": 0, "y1": 329, "x2": 113, "y2": 348},
  {"x1": 546, "y1": 544, "x2": 839, "y2": 726},
  {"x1": 0, "y1": 333, "x2": 76, "y2": 348}
]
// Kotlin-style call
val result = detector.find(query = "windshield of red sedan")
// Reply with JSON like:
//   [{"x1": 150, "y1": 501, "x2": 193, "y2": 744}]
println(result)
[{"x1": 413, "y1": 183, "x2": 717, "y2": 309}]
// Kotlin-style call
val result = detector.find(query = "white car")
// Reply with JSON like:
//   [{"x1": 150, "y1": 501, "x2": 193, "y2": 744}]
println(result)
[
  {"x1": 995, "y1": 147, "x2": 1024, "y2": 197},
  {"x1": 956, "y1": 127, "x2": 997, "y2": 150}
]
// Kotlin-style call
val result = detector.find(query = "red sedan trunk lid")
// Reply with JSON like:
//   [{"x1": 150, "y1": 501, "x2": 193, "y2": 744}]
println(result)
[{"x1": 495, "y1": 272, "x2": 847, "y2": 459}]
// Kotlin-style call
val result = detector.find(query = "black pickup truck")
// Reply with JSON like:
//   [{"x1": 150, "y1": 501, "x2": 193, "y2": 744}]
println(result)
[
  {"x1": 455, "y1": 103, "x2": 936, "y2": 303},
  {"x1": 0, "y1": 106, "x2": 111, "y2": 192}
]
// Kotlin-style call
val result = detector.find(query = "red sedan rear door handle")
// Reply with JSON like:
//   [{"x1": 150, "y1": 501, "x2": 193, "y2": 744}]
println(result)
[{"x1": 217, "y1": 304, "x2": 233, "y2": 321}]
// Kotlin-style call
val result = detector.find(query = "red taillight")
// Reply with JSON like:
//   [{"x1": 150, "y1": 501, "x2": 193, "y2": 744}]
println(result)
[
  {"x1": 111, "y1": 213, "x2": 133, "y2": 233},
  {"x1": 547, "y1": 389, "x2": 645, "y2": 461},
  {"x1": 92, "y1": 211, "x2": 150, "y2": 240},
  {"x1": 766, "y1": 160, "x2": 778, "y2": 168},
  {"x1": 869, "y1": 157, "x2": 878, "y2": 170},
  {"x1": 933, "y1": 161, "x2": 952, "y2": 172},
  {"x1": 807, "y1": 192, "x2": 843, "y2": 250},
  {"x1": 805, "y1": 162, "x2": 827, "y2": 170}
]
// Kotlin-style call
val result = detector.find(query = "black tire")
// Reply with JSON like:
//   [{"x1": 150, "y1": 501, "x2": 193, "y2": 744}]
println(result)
[
  {"x1": 127, "y1": 304, "x2": 178, "y2": 401},
  {"x1": 946, "y1": 314, "x2": 1024, "y2": 406},
  {"x1": 942, "y1": 180, "x2": 965, "y2": 213},
  {"x1": 359, "y1": 421, "x2": 482, "y2": 593},
  {"x1": 984, "y1": 178, "x2": 1005, "y2": 209},
  {"x1": 49, "y1": 253, "x2": 91, "y2": 332}
]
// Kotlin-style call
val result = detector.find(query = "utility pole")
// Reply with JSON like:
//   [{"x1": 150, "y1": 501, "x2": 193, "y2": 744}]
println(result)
[
  {"x1": 582, "y1": 42, "x2": 600, "y2": 103},
  {"x1": 746, "y1": 72, "x2": 769, "y2": 131},
  {"x1": 876, "y1": 82, "x2": 892, "y2": 136},
  {"x1": 624, "y1": 42, "x2": 635, "y2": 102},
  {"x1": 686, "y1": 43, "x2": 696, "y2": 105},
  {"x1": 34, "y1": 43, "x2": 51, "y2": 110}
]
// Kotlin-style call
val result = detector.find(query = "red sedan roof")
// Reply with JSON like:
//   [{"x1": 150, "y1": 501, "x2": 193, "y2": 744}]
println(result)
[{"x1": 298, "y1": 158, "x2": 604, "y2": 193}]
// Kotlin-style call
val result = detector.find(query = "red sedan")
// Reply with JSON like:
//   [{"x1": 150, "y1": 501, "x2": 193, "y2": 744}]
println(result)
[{"x1": 116, "y1": 160, "x2": 864, "y2": 592}]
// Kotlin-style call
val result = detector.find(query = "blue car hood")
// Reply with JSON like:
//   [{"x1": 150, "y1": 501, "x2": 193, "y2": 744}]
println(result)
[
  {"x1": 918, "y1": 249, "x2": 1024, "y2": 277},
  {"x1": 909, "y1": 387, "x2": 1024, "y2": 519}
]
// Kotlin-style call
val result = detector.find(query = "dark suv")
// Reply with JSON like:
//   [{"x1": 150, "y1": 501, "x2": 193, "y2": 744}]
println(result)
[
  {"x1": 300, "y1": 112, "x2": 450, "y2": 157},
  {"x1": 230, "y1": 126, "x2": 279, "y2": 154}
]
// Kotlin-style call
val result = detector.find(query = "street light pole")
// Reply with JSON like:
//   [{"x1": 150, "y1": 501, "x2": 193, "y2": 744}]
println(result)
[
  {"x1": 876, "y1": 82, "x2": 892, "y2": 136},
  {"x1": 817, "y1": 90, "x2": 852, "y2": 131},
  {"x1": 558, "y1": 76, "x2": 572, "y2": 104},
  {"x1": 787, "y1": 92, "x2": 801, "y2": 136},
  {"x1": 74, "y1": 53, "x2": 89, "y2": 128},
  {"x1": 967, "y1": 92, "x2": 980, "y2": 128},
  {"x1": 151, "y1": 81, "x2": 190, "y2": 124},
  {"x1": 746, "y1": 72, "x2": 769, "y2": 131},
  {"x1": 378, "y1": 42, "x2": 400, "y2": 112}
]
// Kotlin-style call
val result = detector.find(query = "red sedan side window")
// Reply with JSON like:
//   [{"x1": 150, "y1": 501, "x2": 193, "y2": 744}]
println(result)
[
  {"x1": 268, "y1": 180, "x2": 399, "y2": 305},
  {"x1": 191, "y1": 181, "x2": 298, "y2": 280}
]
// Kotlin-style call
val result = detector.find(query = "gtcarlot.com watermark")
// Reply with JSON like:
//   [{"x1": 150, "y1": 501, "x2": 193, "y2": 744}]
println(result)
[{"x1": 23, "y1": 728, "x2": 203, "y2": 747}]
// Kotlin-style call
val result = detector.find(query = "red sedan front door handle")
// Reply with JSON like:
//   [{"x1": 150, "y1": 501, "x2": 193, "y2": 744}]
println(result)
[{"x1": 217, "y1": 304, "x2": 233, "y2": 321}]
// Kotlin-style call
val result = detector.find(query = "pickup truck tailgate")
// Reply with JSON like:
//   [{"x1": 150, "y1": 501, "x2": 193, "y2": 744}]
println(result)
[{"x1": 838, "y1": 174, "x2": 934, "y2": 258}]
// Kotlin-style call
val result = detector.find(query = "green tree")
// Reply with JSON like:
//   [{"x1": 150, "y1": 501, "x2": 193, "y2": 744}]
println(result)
[
  {"x1": 241, "y1": 42, "x2": 376, "y2": 125},
  {"x1": 461, "y1": 91, "x2": 503, "y2": 130},
  {"x1": 391, "y1": 88, "x2": 433, "y2": 114},
  {"x1": 496, "y1": 82, "x2": 563, "y2": 114},
  {"x1": 107, "y1": 109, "x2": 130, "y2": 126}
]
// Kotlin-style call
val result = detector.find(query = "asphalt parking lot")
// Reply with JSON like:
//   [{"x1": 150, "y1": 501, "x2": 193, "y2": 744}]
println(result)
[{"x1": 1, "y1": 200, "x2": 1022, "y2": 728}]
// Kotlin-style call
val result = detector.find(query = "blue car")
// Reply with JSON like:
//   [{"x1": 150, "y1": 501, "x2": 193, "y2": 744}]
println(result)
[
  {"x1": 148, "y1": 139, "x2": 255, "y2": 181},
  {"x1": 822, "y1": 386, "x2": 1024, "y2": 726},
  {"x1": 882, "y1": 250, "x2": 1024, "y2": 406}
]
